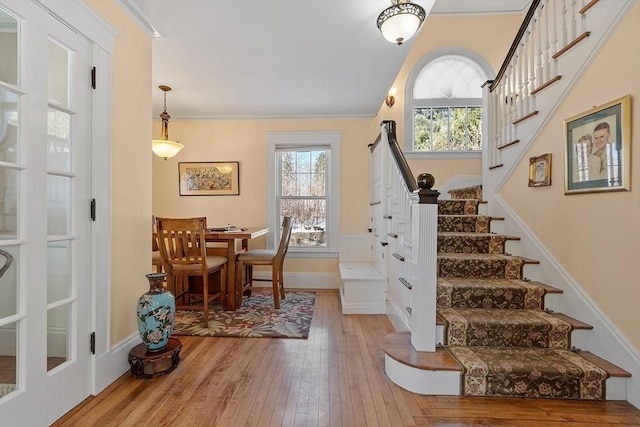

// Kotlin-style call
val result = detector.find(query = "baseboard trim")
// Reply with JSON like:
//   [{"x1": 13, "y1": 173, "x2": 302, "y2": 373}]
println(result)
[{"x1": 93, "y1": 333, "x2": 141, "y2": 394}]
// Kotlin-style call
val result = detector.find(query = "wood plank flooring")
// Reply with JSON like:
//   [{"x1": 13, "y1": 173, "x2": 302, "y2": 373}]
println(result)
[{"x1": 53, "y1": 290, "x2": 640, "y2": 426}]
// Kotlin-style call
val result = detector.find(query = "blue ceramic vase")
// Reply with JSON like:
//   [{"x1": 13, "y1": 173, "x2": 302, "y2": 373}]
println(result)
[{"x1": 137, "y1": 272, "x2": 175, "y2": 351}]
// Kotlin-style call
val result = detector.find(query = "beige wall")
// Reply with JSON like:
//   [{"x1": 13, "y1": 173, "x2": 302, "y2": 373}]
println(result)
[
  {"x1": 500, "y1": 2, "x2": 640, "y2": 349},
  {"x1": 85, "y1": 1, "x2": 153, "y2": 345},
  {"x1": 153, "y1": 118, "x2": 378, "y2": 274},
  {"x1": 372, "y1": 13, "x2": 523, "y2": 187}
]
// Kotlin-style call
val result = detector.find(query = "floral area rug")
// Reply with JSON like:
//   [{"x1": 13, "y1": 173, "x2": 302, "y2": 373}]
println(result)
[
  {"x1": 172, "y1": 291, "x2": 315, "y2": 339},
  {"x1": 447, "y1": 346, "x2": 608, "y2": 400}
]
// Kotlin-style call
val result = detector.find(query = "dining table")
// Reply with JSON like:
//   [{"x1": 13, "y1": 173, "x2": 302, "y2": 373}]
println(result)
[{"x1": 205, "y1": 227, "x2": 269, "y2": 310}]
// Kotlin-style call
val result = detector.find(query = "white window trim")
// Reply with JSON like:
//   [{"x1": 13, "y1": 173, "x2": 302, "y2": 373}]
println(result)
[
  {"x1": 404, "y1": 47, "x2": 495, "y2": 157},
  {"x1": 266, "y1": 131, "x2": 340, "y2": 257}
]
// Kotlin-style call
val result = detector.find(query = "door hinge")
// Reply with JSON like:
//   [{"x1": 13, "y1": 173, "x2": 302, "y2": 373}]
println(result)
[
  {"x1": 90, "y1": 198, "x2": 96, "y2": 221},
  {"x1": 91, "y1": 67, "x2": 96, "y2": 89},
  {"x1": 90, "y1": 332, "x2": 96, "y2": 355}
]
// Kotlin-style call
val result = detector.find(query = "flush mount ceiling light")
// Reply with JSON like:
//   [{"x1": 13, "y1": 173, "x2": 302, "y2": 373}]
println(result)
[
  {"x1": 377, "y1": 0, "x2": 426, "y2": 45},
  {"x1": 152, "y1": 85, "x2": 184, "y2": 160}
]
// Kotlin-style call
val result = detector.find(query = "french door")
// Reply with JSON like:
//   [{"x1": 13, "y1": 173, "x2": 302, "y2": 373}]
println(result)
[{"x1": 0, "y1": 1, "x2": 94, "y2": 425}]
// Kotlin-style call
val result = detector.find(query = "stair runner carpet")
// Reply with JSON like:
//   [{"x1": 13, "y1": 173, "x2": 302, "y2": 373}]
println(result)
[{"x1": 437, "y1": 185, "x2": 607, "y2": 400}]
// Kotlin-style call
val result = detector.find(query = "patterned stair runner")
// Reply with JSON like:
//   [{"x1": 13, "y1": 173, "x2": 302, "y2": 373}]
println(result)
[
  {"x1": 436, "y1": 186, "x2": 607, "y2": 400},
  {"x1": 446, "y1": 346, "x2": 608, "y2": 400}
]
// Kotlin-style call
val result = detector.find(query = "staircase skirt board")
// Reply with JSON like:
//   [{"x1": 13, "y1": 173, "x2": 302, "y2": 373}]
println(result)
[{"x1": 446, "y1": 346, "x2": 608, "y2": 400}]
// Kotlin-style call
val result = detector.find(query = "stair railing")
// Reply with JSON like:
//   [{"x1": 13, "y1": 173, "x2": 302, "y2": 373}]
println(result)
[
  {"x1": 486, "y1": 0, "x2": 596, "y2": 169},
  {"x1": 371, "y1": 120, "x2": 439, "y2": 352}
]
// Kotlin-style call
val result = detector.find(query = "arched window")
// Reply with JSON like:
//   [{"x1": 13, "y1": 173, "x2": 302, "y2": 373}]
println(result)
[{"x1": 405, "y1": 49, "x2": 493, "y2": 156}]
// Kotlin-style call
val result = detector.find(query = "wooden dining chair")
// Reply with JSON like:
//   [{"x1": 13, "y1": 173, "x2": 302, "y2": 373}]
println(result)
[
  {"x1": 151, "y1": 216, "x2": 163, "y2": 273},
  {"x1": 155, "y1": 217, "x2": 227, "y2": 327},
  {"x1": 235, "y1": 216, "x2": 293, "y2": 309}
]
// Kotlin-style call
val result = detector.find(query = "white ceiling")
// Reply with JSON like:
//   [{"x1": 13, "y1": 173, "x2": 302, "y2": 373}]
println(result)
[{"x1": 121, "y1": 0, "x2": 530, "y2": 120}]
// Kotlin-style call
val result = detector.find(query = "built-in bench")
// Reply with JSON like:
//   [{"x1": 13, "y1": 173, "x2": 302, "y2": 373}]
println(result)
[{"x1": 338, "y1": 234, "x2": 387, "y2": 314}]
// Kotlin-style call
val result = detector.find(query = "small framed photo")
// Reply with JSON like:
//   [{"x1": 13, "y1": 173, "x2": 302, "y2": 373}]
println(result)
[
  {"x1": 178, "y1": 162, "x2": 240, "y2": 196},
  {"x1": 529, "y1": 153, "x2": 552, "y2": 187},
  {"x1": 564, "y1": 95, "x2": 631, "y2": 194}
]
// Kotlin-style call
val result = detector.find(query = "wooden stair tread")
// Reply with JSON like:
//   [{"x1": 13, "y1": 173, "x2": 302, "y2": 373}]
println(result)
[
  {"x1": 578, "y1": 351, "x2": 632, "y2": 378},
  {"x1": 524, "y1": 280, "x2": 564, "y2": 294},
  {"x1": 380, "y1": 332, "x2": 462, "y2": 372},
  {"x1": 551, "y1": 312, "x2": 593, "y2": 330}
]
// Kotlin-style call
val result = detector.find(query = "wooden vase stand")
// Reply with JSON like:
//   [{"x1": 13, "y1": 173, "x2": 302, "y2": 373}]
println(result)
[{"x1": 128, "y1": 337, "x2": 182, "y2": 379}]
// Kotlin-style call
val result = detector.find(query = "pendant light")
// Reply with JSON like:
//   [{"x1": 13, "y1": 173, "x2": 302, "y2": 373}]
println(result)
[
  {"x1": 377, "y1": 0, "x2": 426, "y2": 45},
  {"x1": 152, "y1": 85, "x2": 184, "y2": 160}
]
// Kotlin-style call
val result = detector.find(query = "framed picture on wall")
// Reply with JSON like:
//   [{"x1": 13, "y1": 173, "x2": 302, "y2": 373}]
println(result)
[
  {"x1": 178, "y1": 162, "x2": 240, "y2": 196},
  {"x1": 528, "y1": 153, "x2": 551, "y2": 187},
  {"x1": 564, "y1": 95, "x2": 631, "y2": 194}
]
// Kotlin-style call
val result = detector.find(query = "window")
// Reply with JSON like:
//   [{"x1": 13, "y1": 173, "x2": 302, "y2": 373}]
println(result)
[
  {"x1": 266, "y1": 132, "x2": 340, "y2": 256},
  {"x1": 404, "y1": 50, "x2": 493, "y2": 156}
]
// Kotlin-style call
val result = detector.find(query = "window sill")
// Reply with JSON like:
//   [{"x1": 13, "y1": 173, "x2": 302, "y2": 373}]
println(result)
[{"x1": 404, "y1": 151, "x2": 482, "y2": 160}]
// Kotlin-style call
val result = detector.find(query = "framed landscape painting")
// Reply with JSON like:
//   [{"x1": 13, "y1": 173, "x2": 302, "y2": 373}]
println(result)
[
  {"x1": 564, "y1": 95, "x2": 631, "y2": 194},
  {"x1": 178, "y1": 162, "x2": 240, "y2": 196}
]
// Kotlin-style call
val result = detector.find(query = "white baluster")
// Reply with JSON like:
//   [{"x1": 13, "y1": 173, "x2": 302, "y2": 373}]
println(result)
[
  {"x1": 534, "y1": 4, "x2": 544, "y2": 89},
  {"x1": 569, "y1": 0, "x2": 578, "y2": 41},
  {"x1": 561, "y1": 0, "x2": 569, "y2": 48}
]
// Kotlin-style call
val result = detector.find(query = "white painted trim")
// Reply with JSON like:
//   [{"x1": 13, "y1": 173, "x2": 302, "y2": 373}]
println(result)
[
  {"x1": 386, "y1": 297, "x2": 410, "y2": 332},
  {"x1": 35, "y1": 0, "x2": 117, "y2": 54},
  {"x1": 116, "y1": 0, "x2": 163, "y2": 39},
  {"x1": 493, "y1": 194, "x2": 639, "y2": 408},
  {"x1": 384, "y1": 355, "x2": 460, "y2": 395},
  {"x1": 265, "y1": 131, "x2": 341, "y2": 253},
  {"x1": 404, "y1": 151, "x2": 482, "y2": 160},
  {"x1": 404, "y1": 47, "x2": 496, "y2": 153},
  {"x1": 90, "y1": 45, "x2": 113, "y2": 395},
  {"x1": 94, "y1": 333, "x2": 140, "y2": 393}
]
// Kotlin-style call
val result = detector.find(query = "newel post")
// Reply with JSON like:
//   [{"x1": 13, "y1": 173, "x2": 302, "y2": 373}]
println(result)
[{"x1": 410, "y1": 173, "x2": 439, "y2": 352}]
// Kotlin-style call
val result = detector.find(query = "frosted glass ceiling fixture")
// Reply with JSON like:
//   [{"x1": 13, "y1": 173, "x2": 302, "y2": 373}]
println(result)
[
  {"x1": 377, "y1": 0, "x2": 426, "y2": 45},
  {"x1": 152, "y1": 85, "x2": 184, "y2": 160}
]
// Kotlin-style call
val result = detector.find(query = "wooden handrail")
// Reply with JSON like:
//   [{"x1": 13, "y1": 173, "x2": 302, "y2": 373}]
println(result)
[
  {"x1": 381, "y1": 120, "x2": 418, "y2": 193},
  {"x1": 489, "y1": 0, "x2": 541, "y2": 92}
]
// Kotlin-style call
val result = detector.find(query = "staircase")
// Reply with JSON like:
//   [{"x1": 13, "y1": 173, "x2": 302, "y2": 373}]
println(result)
[{"x1": 382, "y1": 184, "x2": 631, "y2": 400}]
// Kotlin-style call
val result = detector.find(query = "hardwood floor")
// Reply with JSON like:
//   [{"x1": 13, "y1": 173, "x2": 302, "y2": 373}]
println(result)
[{"x1": 53, "y1": 290, "x2": 640, "y2": 426}]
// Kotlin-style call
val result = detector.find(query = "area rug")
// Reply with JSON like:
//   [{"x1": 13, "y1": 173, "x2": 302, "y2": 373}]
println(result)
[
  {"x1": 172, "y1": 291, "x2": 315, "y2": 339},
  {"x1": 446, "y1": 346, "x2": 608, "y2": 400}
]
